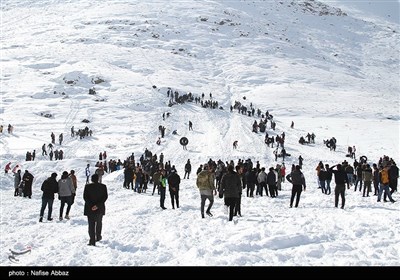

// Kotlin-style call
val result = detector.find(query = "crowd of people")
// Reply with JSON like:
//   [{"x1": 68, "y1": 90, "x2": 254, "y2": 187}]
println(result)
[{"x1": 1, "y1": 88, "x2": 398, "y2": 247}]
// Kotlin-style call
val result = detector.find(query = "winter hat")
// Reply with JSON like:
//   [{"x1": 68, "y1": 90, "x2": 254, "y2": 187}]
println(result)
[{"x1": 51, "y1": 172, "x2": 57, "y2": 178}]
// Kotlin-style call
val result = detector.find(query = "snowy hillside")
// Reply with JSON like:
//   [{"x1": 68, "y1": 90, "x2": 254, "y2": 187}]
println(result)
[{"x1": 0, "y1": 0, "x2": 399, "y2": 268}]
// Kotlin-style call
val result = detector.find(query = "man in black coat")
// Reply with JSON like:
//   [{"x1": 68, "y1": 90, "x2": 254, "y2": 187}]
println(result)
[
  {"x1": 83, "y1": 174, "x2": 108, "y2": 246},
  {"x1": 22, "y1": 170, "x2": 34, "y2": 199},
  {"x1": 220, "y1": 165, "x2": 242, "y2": 221},
  {"x1": 39, "y1": 172, "x2": 59, "y2": 222},
  {"x1": 330, "y1": 164, "x2": 350, "y2": 209},
  {"x1": 168, "y1": 170, "x2": 181, "y2": 209},
  {"x1": 183, "y1": 159, "x2": 192, "y2": 179},
  {"x1": 388, "y1": 161, "x2": 399, "y2": 194},
  {"x1": 286, "y1": 165, "x2": 306, "y2": 208}
]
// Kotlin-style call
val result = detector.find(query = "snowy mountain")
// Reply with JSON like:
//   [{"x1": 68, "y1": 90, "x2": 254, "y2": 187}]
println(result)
[{"x1": 0, "y1": 0, "x2": 399, "y2": 268}]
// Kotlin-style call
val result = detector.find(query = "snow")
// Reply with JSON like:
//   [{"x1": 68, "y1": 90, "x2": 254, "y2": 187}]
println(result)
[{"x1": 0, "y1": 0, "x2": 399, "y2": 269}]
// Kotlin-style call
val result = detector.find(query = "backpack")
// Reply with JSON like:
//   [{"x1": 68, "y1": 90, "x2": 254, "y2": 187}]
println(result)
[
  {"x1": 380, "y1": 168, "x2": 390, "y2": 184},
  {"x1": 196, "y1": 171, "x2": 210, "y2": 189}
]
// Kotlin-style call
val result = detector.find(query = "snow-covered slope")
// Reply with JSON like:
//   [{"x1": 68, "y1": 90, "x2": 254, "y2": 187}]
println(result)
[{"x1": 0, "y1": 0, "x2": 399, "y2": 267}]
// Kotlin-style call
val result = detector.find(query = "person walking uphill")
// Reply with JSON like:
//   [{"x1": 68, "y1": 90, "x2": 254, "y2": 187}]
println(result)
[
  {"x1": 220, "y1": 165, "x2": 242, "y2": 221},
  {"x1": 168, "y1": 169, "x2": 181, "y2": 209},
  {"x1": 329, "y1": 164, "x2": 350, "y2": 209},
  {"x1": 39, "y1": 173, "x2": 59, "y2": 222},
  {"x1": 83, "y1": 174, "x2": 108, "y2": 246},
  {"x1": 286, "y1": 165, "x2": 306, "y2": 208},
  {"x1": 196, "y1": 164, "x2": 217, "y2": 218}
]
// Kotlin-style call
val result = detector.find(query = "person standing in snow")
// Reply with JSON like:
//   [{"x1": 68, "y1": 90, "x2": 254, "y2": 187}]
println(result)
[
  {"x1": 286, "y1": 165, "x2": 306, "y2": 208},
  {"x1": 183, "y1": 159, "x2": 191, "y2": 179},
  {"x1": 220, "y1": 165, "x2": 242, "y2": 221},
  {"x1": 83, "y1": 174, "x2": 108, "y2": 246},
  {"x1": 4, "y1": 162, "x2": 12, "y2": 174},
  {"x1": 13, "y1": 169, "x2": 22, "y2": 196},
  {"x1": 196, "y1": 164, "x2": 216, "y2": 218},
  {"x1": 329, "y1": 164, "x2": 350, "y2": 209},
  {"x1": 159, "y1": 169, "x2": 167, "y2": 209},
  {"x1": 59, "y1": 133, "x2": 63, "y2": 145},
  {"x1": 267, "y1": 167, "x2": 278, "y2": 198},
  {"x1": 234, "y1": 165, "x2": 244, "y2": 217},
  {"x1": 388, "y1": 161, "x2": 399, "y2": 195},
  {"x1": 42, "y1": 143, "x2": 47, "y2": 156},
  {"x1": 95, "y1": 164, "x2": 105, "y2": 184},
  {"x1": 22, "y1": 170, "x2": 34, "y2": 199},
  {"x1": 85, "y1": 164, "x2": 90, "y2": 184},
  {"x1": 69, "y1": 170, "x2": 78, "y2": 205},
  {"x1": 168, "y1": 169, "x2": 181, "y2": 209},
  {"x1": 377, "y1": 163, "x2": 396, "y2": 203},
  {"x1": 39, "y1": 172, "x2": 58, "y2": 222},
  {"x1": 233, "y1": 140, "x2": 238, "y2": 149},
  {"x1": 58, "y1": 171, "x2": 75, "y2": 220}
]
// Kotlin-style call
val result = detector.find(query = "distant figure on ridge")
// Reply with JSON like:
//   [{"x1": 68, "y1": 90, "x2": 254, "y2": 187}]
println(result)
[{"x1": 233, "y1": 140, "x2": 238, "y2": 149}]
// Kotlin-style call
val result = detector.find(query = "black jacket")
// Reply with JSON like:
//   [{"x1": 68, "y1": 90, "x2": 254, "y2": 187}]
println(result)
[
  {"x1": 83, "y1": 182, "x2": 108, "y2": 216},
  {"x1": 286, "y1": 170, "x2": 306, "y2": 188},
  {"x1": 168, "y1": 172, "x2": 181, "y2": 191},
  {"x1": 41, "y1": 177, "x2": 58, "y2": 199},
  {"x1": 220, "y1": 170, "x2": 242, "y2": 198},
  {"x1": 330, "y1": 166, "x2": 349, "y2": 185},
  {"x1": 266, "y1": 170, "x2": 277, "y2": 185}
]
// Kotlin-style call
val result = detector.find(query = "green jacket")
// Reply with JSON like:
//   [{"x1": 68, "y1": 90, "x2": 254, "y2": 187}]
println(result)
[{"x1": 160, "y1": 176, "x2": 167, "y2": 188}]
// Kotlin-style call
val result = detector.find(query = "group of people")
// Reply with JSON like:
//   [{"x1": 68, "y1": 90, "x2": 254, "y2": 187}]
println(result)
[
  {"x1": 314, "y1": 156, "x2": 398, "y2": 207},
  {"x1": 6, "y1": 156, "x2": 108, "y2": 247},
  {"x1": 192, "y1": 159, "x2": 303, "y2": 220},
  {"x1": 2, "y1": 86, "x2": 398, "y2": 245},
  {"x1": 38, "y1": 169, "x2": 108, "y2": 247},
  {"x1": 299, "y1": 133, "x2": 316, "y2": 145},
  {"x1": 41, "y1": 143, "x2": 65, "y2": 161},
  {"x1": 12, "y1": 168, "x2": 34, "y2": 198},
  {"x1": 5, "y1": 147, "x2": 398, "y2": 246},
  {"x1": 0, "y1": 124, "x2": 14, "y2": 134},
  {"x1": 193, "y1": 158, "x2": 287, "y2": 221},
  {"x1": 39, "y1": 170, "x2": 76, "y2": 222},
  {"x1": 5, "y1": 163, "x2": 34, "y2": 198}
]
